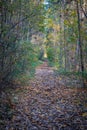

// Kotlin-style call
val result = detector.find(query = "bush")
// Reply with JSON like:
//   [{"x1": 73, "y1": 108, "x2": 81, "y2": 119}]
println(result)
[
  {"x1": 47, "y1": 47, "x2": 55, "y2": 62},
  {"x1": 12, "y1": 40, "x2": 38, "y2": 83}
]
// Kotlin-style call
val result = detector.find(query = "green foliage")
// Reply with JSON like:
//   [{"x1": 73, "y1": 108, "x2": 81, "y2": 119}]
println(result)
[
  {"x1": 38, "y1": 49, "x2": 44, "y2": 60},
  {"x1": 47, "y1": 47, "x2": 55, "y2": 64},
  {"x1": 0, "y1": 0, "x2": 87, "y2": 87},
  {"x1": 0, "y1": 0, "x2": 44, "y2": 84},
  {"x1": 55, "y1": 70, "x2": 87, "y2": 80},
  {"x1": 12, "y1": 40, "x2": 38, "y2": 81}
]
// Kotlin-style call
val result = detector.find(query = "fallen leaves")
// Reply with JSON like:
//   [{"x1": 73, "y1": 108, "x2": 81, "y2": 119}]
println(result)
[
  {"x1": 0, "y1": 64, "x2": 87, "y2": 129},
  {"x1": 82, "y1": 112, "x2": 87, "y2": 117}
]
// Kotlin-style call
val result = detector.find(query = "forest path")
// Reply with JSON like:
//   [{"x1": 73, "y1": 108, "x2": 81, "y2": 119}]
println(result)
[{"x1": 0, "y1": 62, "x2": 87, "y2": 130}]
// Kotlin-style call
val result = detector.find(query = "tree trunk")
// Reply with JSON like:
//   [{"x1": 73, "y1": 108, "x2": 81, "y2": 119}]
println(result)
[{"x1": 76, "y1": 0, "x2": 85, "y2": 87}]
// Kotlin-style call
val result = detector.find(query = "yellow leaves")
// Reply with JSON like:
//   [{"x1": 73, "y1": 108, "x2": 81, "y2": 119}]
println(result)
[
  {"x1": 45, "y1": 18, "x2": 60, "y2": 32},
  {"x1": 47, "y1": 31, "x2": 59, "y2": 42},
  {"x1": 12, "y1": 115, "x2": 16, "y2": 121},
  {"x1": 55, "y1": 106, "x2": 61, "y2": 112},
  {"x1": 71, "y1": 10, "x2": 76, "y2": 17},
  {"x1": 74, "y1": 99, "x2": 81, "y2": 105},
  {"x1": 44, "y1": 91, "x2": 49, "y2": 96},
  {"x1": 53, "y1": 24, "x2": 60, "y2": 31},
  {"x1": 47, "y1": 8, "x2": 51, "y2": 13},
  {"x1": 82, "y1": 112, "x2": 87, "y2": 117},
  {"x1": 47, "y1": 23, "x2": 60, "y2": 32},
  {"x1": 84, "y1": 103, "x2": 87, "y2": 108},
  {"x1": 33, "y1": 88, "x2": 40, "y2": 94},
  {"x1": 46, "y1": 18, "x2": 54, "y2": 28},
  {"x1": 71, "y1": 47, "x2": 75, "y2": 52},
  {"x1": 47, "y1": 33, "x2": 54, "y2": 39},
  {"x1": 64, "y1": 19, "x2": 69, "y2": 26},
  {"x1": 59, "y1": 77, "x2": 62, "y2": 80}
]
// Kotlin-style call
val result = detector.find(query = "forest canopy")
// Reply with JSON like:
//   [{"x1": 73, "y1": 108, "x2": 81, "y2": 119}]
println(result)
[{"x1": 0, "y1": 0, "x2": 87, "y2": 87}]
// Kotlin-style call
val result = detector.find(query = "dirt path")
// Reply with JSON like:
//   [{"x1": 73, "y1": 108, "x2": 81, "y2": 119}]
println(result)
[{"x1": 0, "y1": 62, "x2": 87, "y2": 130}]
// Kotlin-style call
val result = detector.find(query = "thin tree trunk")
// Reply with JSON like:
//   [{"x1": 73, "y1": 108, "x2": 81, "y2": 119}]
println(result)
[
  {"x1": 76, "y1": 0, "x2": 85, "y2": 87},
  {"x1": 1, "y1": 3, "x2": 5, "y2": 72}
]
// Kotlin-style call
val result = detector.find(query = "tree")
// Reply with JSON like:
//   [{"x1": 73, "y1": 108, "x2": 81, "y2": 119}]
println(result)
[{"x1": 0, "y1": 0, "x2": 44, "y2": 84}]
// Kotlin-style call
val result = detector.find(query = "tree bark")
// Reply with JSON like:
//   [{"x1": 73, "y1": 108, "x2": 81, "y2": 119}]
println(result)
[{"x1": 76, "y1": 0, "x2": 85, "y2": 87}]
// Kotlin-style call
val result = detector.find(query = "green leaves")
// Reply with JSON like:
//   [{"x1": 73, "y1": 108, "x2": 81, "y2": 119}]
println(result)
[{"x1": 13, "y1": 40, "x2": 38, "y2": 81}]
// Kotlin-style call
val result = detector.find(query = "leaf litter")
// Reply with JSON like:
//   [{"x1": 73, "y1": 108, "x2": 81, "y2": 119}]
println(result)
[{"x1": 0, "y1": 63, "x2": 87, "y2": 130}]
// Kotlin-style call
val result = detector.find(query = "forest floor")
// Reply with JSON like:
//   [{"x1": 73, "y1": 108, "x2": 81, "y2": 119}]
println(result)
[{"x1": 0, "y1": 62, "x2": 87, "y2": 130}]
